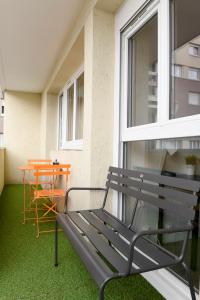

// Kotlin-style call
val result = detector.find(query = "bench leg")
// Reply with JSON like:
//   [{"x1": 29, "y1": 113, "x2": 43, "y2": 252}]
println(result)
[
  {"x1": 182, "y1": 262, "x2": 196, "y2": 300},
  {"x1": 54, "y1": 220, "x2": 58, "y2": 267},
  {"x1": 99, "y1": 284, "x2": 105, "y2": 300}
]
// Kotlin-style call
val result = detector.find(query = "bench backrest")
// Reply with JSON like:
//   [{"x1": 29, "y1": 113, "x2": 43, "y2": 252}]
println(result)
[{"x1": 106, "y1": 166, "x2": 200, "y2": 221}]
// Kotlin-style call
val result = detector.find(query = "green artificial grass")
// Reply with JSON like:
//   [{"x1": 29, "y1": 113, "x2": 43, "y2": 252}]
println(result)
[{"x1": 0, "y1": 185, "x2": 164, "y2": 300}]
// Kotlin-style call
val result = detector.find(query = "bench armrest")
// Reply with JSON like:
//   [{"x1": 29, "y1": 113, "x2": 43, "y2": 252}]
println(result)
[
  {"x1": 64, "y1": 187, "x2": 107, "y2": 211},
  {"x1": 126, "y1": 224, "x2": 192, "y2": 274}
]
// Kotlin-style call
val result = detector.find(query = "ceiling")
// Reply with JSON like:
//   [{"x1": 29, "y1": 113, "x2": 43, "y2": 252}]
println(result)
[{"x1": 0, "y1": 0, "x2": 89, "y2": 93}]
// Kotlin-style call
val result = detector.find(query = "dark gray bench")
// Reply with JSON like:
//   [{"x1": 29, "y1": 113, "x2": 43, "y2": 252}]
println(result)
[{"x1": 55, "y1": 166, "x2": 199, "y2": 300}]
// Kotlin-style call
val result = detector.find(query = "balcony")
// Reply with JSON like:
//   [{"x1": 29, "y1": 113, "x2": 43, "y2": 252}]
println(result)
[
  {"x1": 0, "y1": 0, "x2": 199, "y2": 299},
  {"x1": 0, "y1": 184, "x2": 164, "y2": 300}
]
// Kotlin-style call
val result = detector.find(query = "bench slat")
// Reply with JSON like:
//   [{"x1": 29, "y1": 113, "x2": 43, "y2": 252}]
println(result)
[
  {"x1": 106, "y1": 181, "x2": 194, "y2": 219},
  {"x1": 93, "y1": 209, "x2": 176, "y2": 266},
  {"x1": 80, "y1": 210, "x2": 157, "y2": 270},
  {"x1": 93, "y1": 209, "x2": 133, "y2": 240},
  {"x1": 109, "y1": 166, "x2": 200, "y2": 192},
  {"x1": 107, "y1": 173, "x2": 197, "y2": 207},
  {"x1": 68, "y1": 211, "x2": 129, "y2": 274},
  {"x1": 57, "y1": 214, "x2": 113, "y2": 287}
]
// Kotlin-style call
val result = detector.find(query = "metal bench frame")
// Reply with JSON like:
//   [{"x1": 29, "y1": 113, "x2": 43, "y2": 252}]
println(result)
[{"x1": 55, "y1": 166, "x2": 199, "y2": 300}]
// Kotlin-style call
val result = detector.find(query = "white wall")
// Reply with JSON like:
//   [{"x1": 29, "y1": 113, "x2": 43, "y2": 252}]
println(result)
[{"x1": 4, "y1": 91, "x2": 41, "y2": 183}]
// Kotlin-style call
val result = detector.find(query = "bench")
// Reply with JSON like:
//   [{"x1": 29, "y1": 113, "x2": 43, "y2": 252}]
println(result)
[{"x1": 55, "y1": 166, "x2": 199, "y2": 300}]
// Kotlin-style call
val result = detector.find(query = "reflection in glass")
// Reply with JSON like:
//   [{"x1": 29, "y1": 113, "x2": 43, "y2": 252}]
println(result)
[
  {"x1": 124, "y1": 137, "x2": 200, "y2": 290},
  {"x1": 170, "y1": 0, "x2": 200, "y2": 118},
  {"x1": 76, "y1": 73, "x2": 84, "y2": 139},
  {"x1": 67, "y1": 84, "x2": 74, "y2": 141},
  {"x1": 128, "y1": 15, "x2": 158, "y2": 127}
]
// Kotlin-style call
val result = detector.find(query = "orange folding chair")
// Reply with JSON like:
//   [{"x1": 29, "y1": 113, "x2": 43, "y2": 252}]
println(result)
[
  {"x1": 27, "y1": 159, "x2": 52, "y2": 204},
  {"x1": 33, "y1": 164, "x2": 71, "y2": 238}
]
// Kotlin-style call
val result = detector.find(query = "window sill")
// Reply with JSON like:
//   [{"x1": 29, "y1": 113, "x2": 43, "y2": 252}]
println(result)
[{"x1": 60, "y1": 139, "x2": 83, "y2": 151}]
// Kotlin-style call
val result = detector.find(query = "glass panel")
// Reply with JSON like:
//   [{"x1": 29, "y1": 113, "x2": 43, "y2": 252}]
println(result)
[
  {"x1": 59, "y1": 94, "x2": 63, "y2": 147},
  {"x1": 67, "y1": 84, "x2": 74, "y2": 141},
  {"x1": 170, "y1": 0, "x2": 200, "y2": 119},
  {"x1": 128, "y1": 15, "x2": 158, "y2": 127},
  {"x1": 124, "y1": 137, "x2": 200, "y2": 290},
  {"x1": 76, "y1": 73, "x2": 84, "y2": 139}
]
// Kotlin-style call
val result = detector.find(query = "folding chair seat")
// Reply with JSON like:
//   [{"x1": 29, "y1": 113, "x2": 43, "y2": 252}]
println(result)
[{"x1": 33, "y1": 164, "x2": 71, "y2": 238}]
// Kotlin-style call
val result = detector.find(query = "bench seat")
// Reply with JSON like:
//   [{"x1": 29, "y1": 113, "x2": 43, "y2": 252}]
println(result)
[{"x1": 57, "y1": 208, "x2": 177, "y2": 285}]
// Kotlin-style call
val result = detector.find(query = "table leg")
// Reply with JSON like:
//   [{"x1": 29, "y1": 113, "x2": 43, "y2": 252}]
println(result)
[{"x1": 23, "y1": 170, "x2": 26, "y2": 224}]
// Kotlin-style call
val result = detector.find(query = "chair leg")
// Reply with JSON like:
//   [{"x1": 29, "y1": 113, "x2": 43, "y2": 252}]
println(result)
[
  {"x1": 35, "y1": 200, "x2": 40, "y2": 238},
  {"x1": 182, "y1": 262, "x2": 196, "y2": 300},
  {"x1": 55, "y1": 220, "x2": 58, "y2": 267},
  {"x1": 42, "y1": 203, "x2": 57, "y2": 216}
]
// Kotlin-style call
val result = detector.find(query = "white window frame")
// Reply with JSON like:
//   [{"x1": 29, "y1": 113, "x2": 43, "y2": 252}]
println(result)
[
  {"x1": 119, "y1": 0, "x2": 200, "y2": 144},
  {"x1": 0, "y1": 105, "x2": 4, "y2": 116},
  {"x1": 59, "y1": 65, "x2": 84, "y2": 150},
  {"x1": 114, "y1": 0, "x2": 199, "y2": 299},
  {"x1": 0, "y1": 100, "x2": 4, "y2": 116}
]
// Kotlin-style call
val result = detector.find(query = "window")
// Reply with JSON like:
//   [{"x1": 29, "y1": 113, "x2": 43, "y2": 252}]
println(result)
[
  {"x1": 188, "y1": 92, "x2": 200, "y2": 106},
  {"x1": 127, "y1": 15, "x2": 158, "y2": 127},
  {"x1": 118, "y1": 0, "x2": 200, "y2": 294},
  {"x1": 1, "y1": 105, "x2": 4, "y2": 116},
  {"x1": 59, "y1": 67, "x2": 84, "y2": 150},
  {"x1": 172, "y1": 65, "x2": 182, "y2": 77},
  {"x1": 123, "y1": 138, "x2": 200, "y2": 290},
  {"x1": 76, "y1": 73, "x2": 84, "y2": 139},
  {"x1": 188, "y1": 68, "x2": 199, "y2": 80},
  {"x1": 66, "y1": 84, "x2": 74, "y2": 141},
  {"x1": 188, "y1": 45, "x2": 199, "y2": 56},
  {"x1": 170, "y1": 0, "x2": 200, "y2": 119}
]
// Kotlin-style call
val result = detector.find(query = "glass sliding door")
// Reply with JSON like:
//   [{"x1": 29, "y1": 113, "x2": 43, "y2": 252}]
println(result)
[
  {"x1": 127, "y1": 15, "x2": 158, "y2": 127},
  {"x1": 119, "y1": 0, "x2": 200, "y2": 294},
  {"x1": 170, "y1": 0, "x2": 200, "y2": 119},
  {"x1": 123, "y1": 137, "x2": 200, "y2": 290}
]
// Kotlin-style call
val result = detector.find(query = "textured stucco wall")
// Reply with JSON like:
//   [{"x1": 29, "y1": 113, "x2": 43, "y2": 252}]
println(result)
[
  {"x1": 0, "y1": 148, "x2": 4, "y2": 194},
  {"x1": 40, "y1": 91, "x2": 48, "y2": 158},
  {"x1": 45, "y1": 93, "x2": 58, "y2": 158},
  {"x1": 41, "y1": 8, "x2": 115, "y2": 212},
  {"x1": 4, "y1": 91, "x2": 41, "y2": 183},
  {"x1": 89, "y1": 8, "x2": 115, "y2": 210},
  {"x1": 49, "y1": 14, "x2": 93, "y2": 211}
]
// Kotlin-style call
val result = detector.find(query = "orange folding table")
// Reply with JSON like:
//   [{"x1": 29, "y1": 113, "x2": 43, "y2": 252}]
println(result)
[{"x1": 18, "y1": 165, "x2": 34, "y2": 223}]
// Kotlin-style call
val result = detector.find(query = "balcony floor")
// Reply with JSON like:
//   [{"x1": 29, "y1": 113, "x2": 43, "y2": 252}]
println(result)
[{"x1": 0, "y1": 185, "x2": 164, "y2": 300}]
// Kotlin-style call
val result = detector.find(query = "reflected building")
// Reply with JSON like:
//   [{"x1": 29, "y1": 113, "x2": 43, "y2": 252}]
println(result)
[{"x1": 171, "y1": 36, "x2": 200, "y2": 118}]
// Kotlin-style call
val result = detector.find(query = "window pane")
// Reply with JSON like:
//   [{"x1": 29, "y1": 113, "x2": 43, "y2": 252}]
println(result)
[
  {"x1": 76, "y1": 73, "x2": 84, "y2": 139},
  {"x1": 67, "y1": 84, "x2": 74, "y2": 141},
  {"x1": 124, "y1": 137, "x2": 200, "y2": 290},
  {"x1": 59, "y1": 94, "x2": 63, "y2": 146},
  {"x1": 170, "y1": 0, "x2": 200, "y2": 119},
  {"x1": 188, "y1": 68, "x2": 199, "y2": 80},
  {"x1": 128, "y1": 15, "x2": 158, "y2": 127},
  {"x1": 173, "y1": 64, "x2": 182, "y2": 77},
  {"x1": 188, "y1": 92, "x2": 200, "y2": 106}
]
